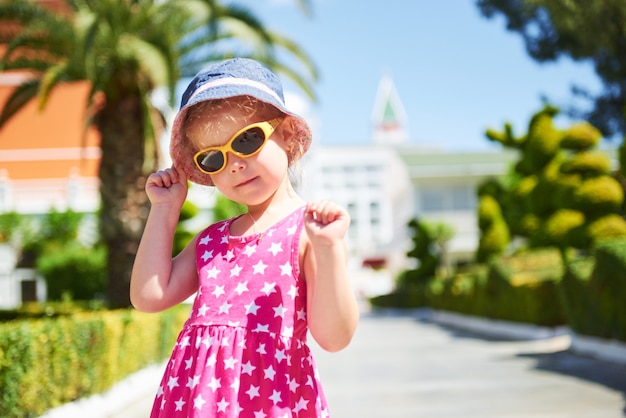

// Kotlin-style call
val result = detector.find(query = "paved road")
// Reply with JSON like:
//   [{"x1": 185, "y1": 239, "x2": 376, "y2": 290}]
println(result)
[{"x1": 109, "y1": 311, "x2": 626, "y2": 418}]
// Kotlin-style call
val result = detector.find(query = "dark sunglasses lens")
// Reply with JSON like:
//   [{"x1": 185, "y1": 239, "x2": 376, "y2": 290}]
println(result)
[
  {"x1": 197, "y1": 150, "x2": 225, "y2": 173},
  {"x1": 231, "y1": 127, "x2": 266, "y2": 155}
]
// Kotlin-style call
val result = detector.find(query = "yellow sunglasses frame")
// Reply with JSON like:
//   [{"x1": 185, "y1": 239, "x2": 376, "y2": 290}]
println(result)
[{"x1": 193, "y1": 118, "x2": 282, "y2": 175}]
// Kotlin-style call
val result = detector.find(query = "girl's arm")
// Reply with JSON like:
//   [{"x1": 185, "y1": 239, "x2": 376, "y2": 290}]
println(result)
[
  {"x1": 302, "y1": 200, "x2": 359, "y2": 352},
  {"x1": 130, "y1": 166, "x2": 198, "y2": 313}
]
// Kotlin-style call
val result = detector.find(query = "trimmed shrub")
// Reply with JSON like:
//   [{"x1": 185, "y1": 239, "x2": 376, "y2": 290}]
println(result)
[
  {"x1": 560, "y1": 151, "x2": 611, "y2": 176},
  {"x1": 36, "y1": 244, "x2": 107, "y2": 301},
  {"x1": 573, "y1": 176, "x2": 624, "y2": 214},
  {"x1": 561, "y1": 238, "x2": 626, "y2": 342},
  {"x1": 560, "y1": 122, "x2": 602, "y2": 150},
  {"x1": 0, "y1": 305, "x2": 189, "y2": 417}
]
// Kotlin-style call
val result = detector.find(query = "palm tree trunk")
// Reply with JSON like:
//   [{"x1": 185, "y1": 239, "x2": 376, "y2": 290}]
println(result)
[{"x1": 96, "y1": 91, "x2": 150, "y2": 308}]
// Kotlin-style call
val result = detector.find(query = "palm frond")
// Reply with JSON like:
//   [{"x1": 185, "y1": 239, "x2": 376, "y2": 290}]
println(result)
[
  {"x1": 0, "y1": 79, "x2": 40, "y2": 128},
  {"x1": 38, "y1": 61, "x2": 69, "y2": 110}
]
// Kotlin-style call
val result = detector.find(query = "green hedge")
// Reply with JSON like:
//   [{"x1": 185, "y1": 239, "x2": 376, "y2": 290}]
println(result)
[
  {"x1": 371, "y1": 249, "x2": 567, "y2": 327},
  {"x1": 562, "y1": 237, "x2": 626, "y2": 341},
  {"x1": 428, "y1": 250, "x2": 566, "y2": 326},
  {"x1": 0, "y1": 305, "x2": 189, "y2": 418}
]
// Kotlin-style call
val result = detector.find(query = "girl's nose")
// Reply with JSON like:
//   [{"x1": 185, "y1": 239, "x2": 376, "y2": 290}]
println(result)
[{"x1": 227, "y1": 153, "x2": 247, "y2": 173}]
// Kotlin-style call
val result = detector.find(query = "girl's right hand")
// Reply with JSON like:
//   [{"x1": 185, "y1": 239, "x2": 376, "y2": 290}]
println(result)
[{"x1": 145, "y1": 165, "x2": 188, "y2": 208}]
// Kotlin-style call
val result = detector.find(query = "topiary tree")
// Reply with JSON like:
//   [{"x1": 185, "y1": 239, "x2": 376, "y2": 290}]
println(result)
[
  {"x1": 554, "y1": 121, "x2": 626, "y2": 249},
  {"x1": 483, "y1": 105, "x2": 626, "y2": 253},
  {"x1": 398, "y1": 218, "x2": 438, "y2": 289},
  {"x1": 476, "y1": 178, "x2": 510, "y2": 262}
]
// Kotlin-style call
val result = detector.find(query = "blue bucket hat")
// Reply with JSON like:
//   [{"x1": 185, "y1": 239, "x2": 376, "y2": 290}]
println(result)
[{"x1": 170, "y1": 58, "x2": 312, "y2": 186}]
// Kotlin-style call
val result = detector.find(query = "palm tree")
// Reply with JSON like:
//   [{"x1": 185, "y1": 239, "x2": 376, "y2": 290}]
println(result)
[{"x1": 0, "y1": 0, "x2": 317, "y2": 307}]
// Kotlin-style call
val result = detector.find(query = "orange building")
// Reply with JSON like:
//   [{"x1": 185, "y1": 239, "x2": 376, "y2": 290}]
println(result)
[{"x1": 0, "y1": 73, "x2": 101, "y2": 214}]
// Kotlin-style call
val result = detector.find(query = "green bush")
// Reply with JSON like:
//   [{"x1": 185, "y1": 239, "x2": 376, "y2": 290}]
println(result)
[
  {"x1": 0, "y1": 305, "x2": 189, "y2": 417},
  {"x1": 560, "y1": 151, "x2": 611, "y2": 176},
  {"x1": 561, "y1": 238, "x2": 626, "y2": 341},
  {"x1": 36, "y1": 244, "x2": 107, "y2": 301},
  {"x1": 573, "y1": 176, "x2": 624, "y2": 214},
  {"x1": 560, "y1": 122, "x2": 601, "y2": 150}
]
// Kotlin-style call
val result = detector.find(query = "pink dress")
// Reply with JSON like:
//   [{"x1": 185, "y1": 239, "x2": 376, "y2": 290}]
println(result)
[{"x1": 150, "y1": 207, "x2": 330, "y2": 417}]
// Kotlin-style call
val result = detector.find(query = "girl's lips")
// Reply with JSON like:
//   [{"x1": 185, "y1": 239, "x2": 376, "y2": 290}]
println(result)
[{"x1": 236, "y1": 176, "x2": 257, "y2": 187}]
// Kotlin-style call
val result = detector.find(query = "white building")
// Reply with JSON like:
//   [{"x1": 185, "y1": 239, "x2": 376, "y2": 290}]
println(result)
[{"x1": 299, "y1": 75, "x2": 516, "y2": 276}]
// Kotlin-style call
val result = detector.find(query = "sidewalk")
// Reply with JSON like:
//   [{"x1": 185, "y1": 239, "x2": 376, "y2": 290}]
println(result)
[{"x1": 42, "y1": 307, "x2": 626, "y2": 418}]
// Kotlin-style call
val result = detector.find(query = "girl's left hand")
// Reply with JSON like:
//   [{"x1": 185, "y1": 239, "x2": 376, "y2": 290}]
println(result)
[{"x1": 304, "y1": 200, "x2": 350, "y2": 245}]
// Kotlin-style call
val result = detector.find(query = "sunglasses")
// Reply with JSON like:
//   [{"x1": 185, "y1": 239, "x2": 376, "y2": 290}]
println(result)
[{"x1": 193, "y1": 118, "x2": 283, "y2": 175}]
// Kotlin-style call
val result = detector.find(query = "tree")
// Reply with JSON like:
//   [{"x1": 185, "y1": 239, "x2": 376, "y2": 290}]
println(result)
[
  {"x1": 476, "y1": 0, "x2": 626, "y2": 142},
  {"x1": 0, "y1": 0, "x2": 317, "y2": 307}
]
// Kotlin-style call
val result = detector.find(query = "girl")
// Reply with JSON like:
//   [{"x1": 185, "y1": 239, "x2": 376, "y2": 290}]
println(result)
[{"x1": 130, "y1": 58, "x2": 359, "y2": 417}]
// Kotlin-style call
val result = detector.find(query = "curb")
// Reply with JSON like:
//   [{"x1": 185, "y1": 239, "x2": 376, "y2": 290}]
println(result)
[
  {"x1": 426, "y1": 309, "x2": 626, "y2": 366},
  {"x1": 39, "y1": 362, "x2": 165, "y2": 418}
]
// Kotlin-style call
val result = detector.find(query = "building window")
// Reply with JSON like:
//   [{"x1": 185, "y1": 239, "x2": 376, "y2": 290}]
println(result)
[{"x1": 420, "y1": 186, "x2": 476, "y2": 212}]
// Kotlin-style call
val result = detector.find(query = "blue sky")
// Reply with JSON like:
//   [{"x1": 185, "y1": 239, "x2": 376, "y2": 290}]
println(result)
[{"x1": 248, "y1": 0, "x2": 603, "y2": 151}]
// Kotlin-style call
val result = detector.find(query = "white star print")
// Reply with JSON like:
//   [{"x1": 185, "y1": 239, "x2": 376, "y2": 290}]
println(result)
[
  {"x1": 199, "y1": 235, "x2": 212, "y2": 245},
  {"x1": 184, "y1": 357, "x2": 193, "y2": 370},
  {"x1": 231, "y1": 377, "x2": 240, "y2": 391},
  {"x1": 217, "y1": 397, "x2": 229, "y2": 412},
  {"x1": 219, "y1": 301, "x2": 232, "y2": 314},
  {"x1": 206, "y1": 354, "x2": 217, "y2": 368},
  {"x1": 201, "y1": 250, "x2": 213, "y2": 262},
  {"x1": 200, "y1": 335, "x2": 213, "y2": 348},
  {"x1": 221, "y1": 235, "x2": 229, "y2": 244},
  {"x1": 287, "y1": 285, "x2": 297, "y2": 299},
  {"x1": 279, "y1": 262, "x2": 292, "y2": 276},
  {"x1": 264, "y1": 365, "x2": 276, "y2": 380},
  {"x1": 186, "y1": 375, "x2": 200, "y2": 389},
  {"x1": 252, "y1": 260, "x2": 268, "y2": 274},
  {"x1": 254, "y1": 410, "x2": 267, "y2": 418},
  {"x1": 268, "y1": 242, "x2": 283, "y2": 256},
  {"x1": 230, "y1": 264, "x2": 242, "y2": 277},
  {"x1": 273, "y1": 305, "x2": 286, "y2": 318},
  {"x1": 246, "y1": 385, "x2": 260, "y2": 400},
  {"x1": 269, "y1": 389, "x2": 282, "y2": 405},
  {"x1": 253, "y1": 323, "x2": 269, "y2": 333},
  {"x1": 156, "y1": 385, "x2": 164, "y2": 397},
  {"x1": 243, "y1": 244, "x2": 256, "y2": 256},
  {"x1": 174, "y1": 397, "x2": 185, "y2": 411},
  {"x1": 206, "y1": 266, "x2": 220, "y2": 279},
  {"x1": 256, "y1": 343, "x2": 267, "y2": 355},
  {"x1": 293, "y1": 397, "x2": 309, "y2": 413},
  {"x1": 241, "y1": 361, "x2": 256, "y2": 375},
  {"x1": 167, "y1": 376, "x2": 179, "y2": 390},
  {"x1": 275, "y1": 349, "x2": 286, "y2": 362},
  {"x1": 212, "y1": 285, "x2": 225, "y2": 298},
  {"x1": 287, "y1": 224, "x2": 297, "y2": 235},
  {"x1": 193, "y1": 394, "x2": 206, "y2": 410},
  {"x1": 288, "y1": 377, "x2": 299, "y2": 393},
  {"x1": 197, "y1": 303, "x2": 209, "y2": 316},
  {"x1": 179, "y1": 336, "x2": 190, "y2": 348},
  {"x1": 283, "y1": 326, "x2": 293, "y2": 337},
  {"x1": 207, "y1": 377, "x2": 221, "y2": 392},
  {"x1": 234, "y1": 281, "x2": 249, "y2": 295},
  {"x1": 245, "y1": 301, "x2": 260, "y2": 315},
  {"x1": 260, "y1": 282, "x2": 276, "y2": 296},
  {"x1": 224, "y1": 357, "x2": 238, "y2": 369},
  {"x1": 224, "y1": 249, "x2": 235, "y2": 261},
  {"x1": 297, "y1": 308, "x2": 306, "y2": 321}
]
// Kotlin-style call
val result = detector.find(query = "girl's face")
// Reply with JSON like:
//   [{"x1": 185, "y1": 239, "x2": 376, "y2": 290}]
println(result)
[{"x1": 186, "y1": 108, "x2": 292, "y2": 206}]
